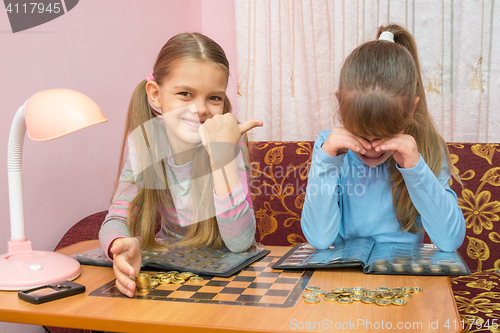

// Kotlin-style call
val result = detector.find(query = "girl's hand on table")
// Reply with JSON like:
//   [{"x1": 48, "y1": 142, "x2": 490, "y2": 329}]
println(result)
[{"x1": 110, "y1": 237, "x2": 141, "y2": 297}]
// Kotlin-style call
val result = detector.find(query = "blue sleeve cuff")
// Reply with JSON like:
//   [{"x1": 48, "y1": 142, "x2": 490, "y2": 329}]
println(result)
[
  {"x1": 396, "y1": 154, "x2": 427, "y2": 180},
  {"x1": 316, "y1": 143, "x2": 345, "y2": 166},
  {"x1": 313, "y1": 130, "x2": 345, "y2": 168}
]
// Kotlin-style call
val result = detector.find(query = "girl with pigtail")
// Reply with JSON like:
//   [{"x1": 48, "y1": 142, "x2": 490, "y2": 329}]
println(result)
[
  {"x1": 99, "y1": 33, "x2": 262, "y2": 297},
  {"x1": 301, "y1": 24, "x2": 465, "y2": 252}
]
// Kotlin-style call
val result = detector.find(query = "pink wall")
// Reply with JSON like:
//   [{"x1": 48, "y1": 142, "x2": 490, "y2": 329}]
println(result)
[
  {"x1": 201, "y1": 0, "x2": 238, "y2": 117},
  {"x1": 0, "y1": 1, "x2": 236, "y2": 332}
]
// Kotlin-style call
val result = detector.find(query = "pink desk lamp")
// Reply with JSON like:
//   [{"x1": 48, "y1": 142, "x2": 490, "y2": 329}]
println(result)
[{"x1": 0, "y1": 89, "x2": 107, "y2": 290}]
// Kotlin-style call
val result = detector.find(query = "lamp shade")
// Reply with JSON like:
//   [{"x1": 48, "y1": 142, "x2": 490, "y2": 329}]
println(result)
[{"x1": 25, "y1": 89, "x2": 107, "y2": 141}]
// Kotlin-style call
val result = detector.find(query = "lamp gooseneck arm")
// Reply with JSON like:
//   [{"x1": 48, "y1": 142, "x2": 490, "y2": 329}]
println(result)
[{"x1": 7, "y1": 102, "x2": 28, "y2": 245}]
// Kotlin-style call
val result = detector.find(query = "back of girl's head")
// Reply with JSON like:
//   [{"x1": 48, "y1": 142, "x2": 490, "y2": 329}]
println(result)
[{"x1": 338, "y1": 24, "x2": 425, "y2": 139}]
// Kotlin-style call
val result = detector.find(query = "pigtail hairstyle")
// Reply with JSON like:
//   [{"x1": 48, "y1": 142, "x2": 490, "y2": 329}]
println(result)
[
  {"x1": 337, "y1": 24, "x2": 459, "y2": 233},
  {"x1": 112, "y1": 33, "x2": 249, "y2": 250}
]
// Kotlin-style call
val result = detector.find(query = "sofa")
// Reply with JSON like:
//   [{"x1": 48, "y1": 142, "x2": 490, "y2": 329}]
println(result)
[{"x1": 54, "y1": 141, "x2": 500, "y2": 333}]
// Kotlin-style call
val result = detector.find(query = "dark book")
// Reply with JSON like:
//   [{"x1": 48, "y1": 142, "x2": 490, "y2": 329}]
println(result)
[
  {"x1": 273, "y1": 237, "x2": 470, "y2": 276},
  {"x1": 71, "y1": 244, "x2": 269, "y2": 277}
]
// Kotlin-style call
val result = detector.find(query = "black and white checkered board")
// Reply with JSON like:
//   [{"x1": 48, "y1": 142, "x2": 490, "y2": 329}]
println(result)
[{"x1": 89, "y1": 256, "x2": 314, "y2": 307}]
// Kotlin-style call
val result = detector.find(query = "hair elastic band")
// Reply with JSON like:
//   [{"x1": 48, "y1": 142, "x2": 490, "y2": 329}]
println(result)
[
  {"x1": 378, "y1": 31, "x2": 394, "y2": 43},
  {"x1": 146, "y1": 73, "x2": 156, "y2": 82}
]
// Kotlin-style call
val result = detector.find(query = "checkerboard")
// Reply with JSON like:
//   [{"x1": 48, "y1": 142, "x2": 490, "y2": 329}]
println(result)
[{"x1": 89, "y1": 256, "x2": 314, "y2": 307}]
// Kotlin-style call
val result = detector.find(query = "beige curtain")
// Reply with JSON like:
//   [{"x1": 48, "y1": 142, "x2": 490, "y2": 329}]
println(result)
[{"x1": 236, "y1": 0, "x2": 500, "y2": 143}]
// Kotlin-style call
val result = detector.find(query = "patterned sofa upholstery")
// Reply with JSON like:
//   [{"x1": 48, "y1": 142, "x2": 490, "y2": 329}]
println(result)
[{"x1": 55, "y1": 141, "x2": 500, "y2": 332}]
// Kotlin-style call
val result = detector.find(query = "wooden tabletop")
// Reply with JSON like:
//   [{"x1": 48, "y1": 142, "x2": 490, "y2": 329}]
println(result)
[{"x1": 0, "y1": 240, "x2": 461, "y2": 332}]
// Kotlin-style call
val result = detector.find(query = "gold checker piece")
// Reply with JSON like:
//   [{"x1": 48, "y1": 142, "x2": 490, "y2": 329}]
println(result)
[{"x1": 135, "y1": 271, "x2": 202, "y2": 292}]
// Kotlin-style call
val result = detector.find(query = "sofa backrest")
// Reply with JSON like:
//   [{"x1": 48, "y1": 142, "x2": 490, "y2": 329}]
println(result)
[
  {"x1": 249, "y1": 142, "x2": 500, "y2": 271},
  {"x1": 249, "y1": 142, "x2": 311, "y2": 246},
  {"x1": 447, "y1": 143, "x2": 500, "y2": 271}
]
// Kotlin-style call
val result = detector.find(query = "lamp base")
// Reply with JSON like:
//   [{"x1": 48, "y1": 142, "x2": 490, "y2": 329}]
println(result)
[{"x1": 0, "y1": 250, "x2": 81, "y2": 291}]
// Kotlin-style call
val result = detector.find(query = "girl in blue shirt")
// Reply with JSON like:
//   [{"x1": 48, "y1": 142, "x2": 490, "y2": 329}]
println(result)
[{"x1": 301, "y1": 24, "x2": 465, "y2": 252}]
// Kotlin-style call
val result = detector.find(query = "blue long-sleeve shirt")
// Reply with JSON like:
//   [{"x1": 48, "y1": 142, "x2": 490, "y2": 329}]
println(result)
[{"x1": 301, "y1": 130, "x2": 466, "y2": 252}]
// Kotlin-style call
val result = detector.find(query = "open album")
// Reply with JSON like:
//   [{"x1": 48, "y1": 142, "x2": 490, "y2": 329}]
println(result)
[
  {"x1": 273, "y1": 237, "x2": 470, "y2": 276},
  {"x1": 71, "y1": 243, "x2": 269, "y2": 277}
]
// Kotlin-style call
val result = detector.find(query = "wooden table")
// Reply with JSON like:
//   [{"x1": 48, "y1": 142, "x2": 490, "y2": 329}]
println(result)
[{"x1": 0, "y1": 240, "x2": 462, "y2": 332}]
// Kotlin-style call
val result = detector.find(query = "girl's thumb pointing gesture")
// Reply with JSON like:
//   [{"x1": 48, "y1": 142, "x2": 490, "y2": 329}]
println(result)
[
  {"x1": 199, "y1": 114, "x2": 263, "y2": 171},
  {"x1": 238, "y1": 118, "x2": 264, "y2": 135},
  {"x1": 199, "y1": 113, "x2": 263, "y2": 147}
]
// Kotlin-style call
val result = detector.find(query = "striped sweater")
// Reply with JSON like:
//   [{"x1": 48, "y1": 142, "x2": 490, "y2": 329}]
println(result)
[{"x1": 99, "y1": 118, "x2": 256, "y2": 258}]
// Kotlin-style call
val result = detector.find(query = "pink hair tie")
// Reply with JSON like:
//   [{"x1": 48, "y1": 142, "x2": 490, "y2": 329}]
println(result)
[{"x1": 146, "y1": 73, "x2": 156, "y2": 82}]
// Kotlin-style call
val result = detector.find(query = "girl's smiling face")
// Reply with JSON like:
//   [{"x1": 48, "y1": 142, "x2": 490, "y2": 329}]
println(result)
[{"x1": 146, "y1": 60, "x2": 227, "y2": 150}]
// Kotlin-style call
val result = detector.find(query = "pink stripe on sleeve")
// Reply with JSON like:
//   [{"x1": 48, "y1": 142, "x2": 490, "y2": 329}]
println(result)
[
  {"x1": 110, "y1": 208, "x2": 129, "y2": 216},
  {"x1": 113, "y1": 200, "x2": 132, "y2": 206},
  {"x1": 215, "y1": 191, "x2": 246, "y2": 211},
  {"x1": 216, "y1": 201, "x2": 246, "y2": 219}
]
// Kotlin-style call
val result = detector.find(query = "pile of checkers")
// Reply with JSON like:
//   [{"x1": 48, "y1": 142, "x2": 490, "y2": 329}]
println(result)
[
  {"x1": 302, "y1": 286, "x2": 423, "y2": 306},
  {"x1": 135, "y1": 271, "x2": 203, "y2": 292}
]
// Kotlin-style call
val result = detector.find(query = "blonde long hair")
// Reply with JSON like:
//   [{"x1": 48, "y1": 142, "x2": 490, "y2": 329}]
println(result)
[
  {"x1": 337, "y1": 24, "x2": 459, "y2": 233},
  {"x1": 113, "y1": 33, "x2": 248, "y2": 250}
]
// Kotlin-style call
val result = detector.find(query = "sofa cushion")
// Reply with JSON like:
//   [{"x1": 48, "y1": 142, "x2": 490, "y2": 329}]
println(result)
[
  {"x1": 448, "y1": 144, "x2": 500, "y2": 271},
  {"x1": 450, "y1": 269, "x2": 500, "y2": 332},
  {"x1": 54, "y1": 210, "x2": 107, "y2": 251},
  {"x1": 249, "y1": 142, "x2": 311, "y2": 246}
]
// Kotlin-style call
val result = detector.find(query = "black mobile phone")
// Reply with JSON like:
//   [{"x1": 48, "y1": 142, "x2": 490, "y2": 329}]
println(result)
[{"x1": 18, "y1": 281, "x2": 85, "y2": 304}]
